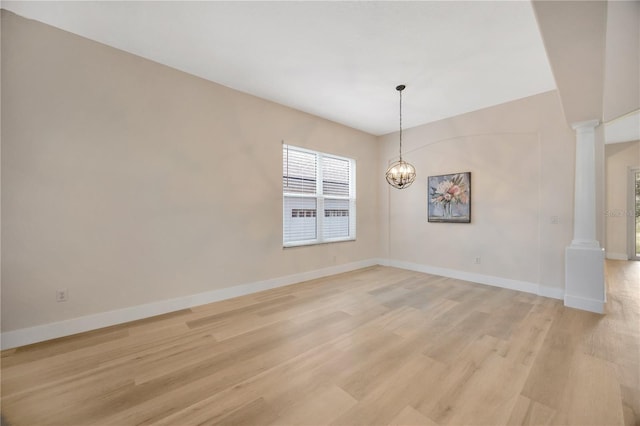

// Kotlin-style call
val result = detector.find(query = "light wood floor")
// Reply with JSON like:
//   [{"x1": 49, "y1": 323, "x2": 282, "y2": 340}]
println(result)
[{"x1": 1, "y1": 261, "x2": 638, "y2": 425}]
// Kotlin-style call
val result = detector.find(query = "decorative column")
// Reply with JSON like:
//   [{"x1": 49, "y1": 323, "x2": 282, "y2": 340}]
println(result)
[{"x1": 565, "y1": 119, "x2": 606, "y2": 313}]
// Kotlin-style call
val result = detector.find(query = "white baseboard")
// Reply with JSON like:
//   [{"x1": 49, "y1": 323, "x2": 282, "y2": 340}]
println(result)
[
  {"x1": 564, "y1": 294, "x2": 605, "y2": 314},
  {"x1": 538, "y1": 285, "x2": 565, "y2": 300},
  {"x1": 383, "y1": 259, "x2": 564, "y2": 301},
  {"x1": 1, "y1": 257, "x2": 571, "y2": 350},
  {"x1": 0, "y1": 259, "x2": 378, "y2": 350},
  {"x1": 606, "y1": 252, "x2": 628, "y2": 260}
]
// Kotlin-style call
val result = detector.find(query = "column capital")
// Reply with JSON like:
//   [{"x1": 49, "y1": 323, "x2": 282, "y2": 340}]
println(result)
[{"x1": 571, "y1": 119, "x2": 600, "y2": 131}]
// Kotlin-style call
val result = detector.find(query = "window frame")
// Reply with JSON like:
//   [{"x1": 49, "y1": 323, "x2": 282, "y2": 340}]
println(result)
[{"x1": 283, "y1": 144, "x2": 356, "y2": 248}]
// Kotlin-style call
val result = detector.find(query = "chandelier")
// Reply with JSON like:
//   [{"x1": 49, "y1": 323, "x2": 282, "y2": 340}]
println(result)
[{"x1": 385, "y1": 84, "x2": 416, "y2": 189}]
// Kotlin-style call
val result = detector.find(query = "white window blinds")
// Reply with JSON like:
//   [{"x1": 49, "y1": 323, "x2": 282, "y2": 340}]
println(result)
[
  {"x1": 283, "y1": 144, "x2": 356, "y2": 247},
  {"x1": 283, "y1": 148, "x2": 316, "y2": 194}
]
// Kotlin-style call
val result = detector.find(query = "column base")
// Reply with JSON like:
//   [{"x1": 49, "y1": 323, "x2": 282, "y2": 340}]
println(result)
[{"x1": 565, "y1": 246, "x2": 605, "y2": 314}]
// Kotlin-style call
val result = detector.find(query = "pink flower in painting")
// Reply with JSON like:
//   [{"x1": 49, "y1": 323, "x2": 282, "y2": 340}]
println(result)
[
  {"x1": 435, "y1": 180, "x2": 453, "y2": 195},
  {"x1": 429, "y1": 174, "x2": 469, "y2": 218}
]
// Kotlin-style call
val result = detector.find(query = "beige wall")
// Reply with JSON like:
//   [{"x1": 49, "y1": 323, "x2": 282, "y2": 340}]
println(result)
[
  {"x1": 603, "y1": 1, "x2": 640, "y2": 122},
  {"x1": 0, "y1": 10, "x2": 585, "y2": 336},
  {"x1": 379, "y1": 91, "x2": 575, "y2": 293},
  {"x1": 605, "y1": 141, "x2": 640, "y2": 258},
  {"x1": 532, "y1": 1, "x2": 606, "y2": 124},
  {"x1": 1, "y1": 11, "x2": 379, "y2": 332}
]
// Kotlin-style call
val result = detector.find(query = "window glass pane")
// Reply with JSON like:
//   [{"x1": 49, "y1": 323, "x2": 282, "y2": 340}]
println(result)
[
  {"x1": 323, "y1": 198, "x2": 350, "y2": 239},
  {"x1": 635, "y1": 171, "x2": 640, "y2": 258},
  {"x1": 284, "y1": 197, "x2": 317, "y2": 242},
  {"x1": 322, "y1": 156, "x2": 350, "y2": 197},
  {"x1": 283, "y1": 147, "x2": 317, "y2": 194},
  {"x1": 283, "y1": 144, "x2": 355, "y2": 246}
]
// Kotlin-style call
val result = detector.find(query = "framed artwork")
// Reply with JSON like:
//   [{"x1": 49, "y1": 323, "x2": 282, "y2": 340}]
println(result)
[{"x1": 428, "y1": 172, "x2": 471, "y2": 223}]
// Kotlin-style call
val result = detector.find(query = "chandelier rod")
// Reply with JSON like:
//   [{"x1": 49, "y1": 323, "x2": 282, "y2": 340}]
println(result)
[{"x1": 399, "y1": 85, "x2": 403, "y2": 161}]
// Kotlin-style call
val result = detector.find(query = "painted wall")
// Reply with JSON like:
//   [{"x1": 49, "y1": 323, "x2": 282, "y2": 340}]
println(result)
[
  {"x1": 532, "y1": 1, "x2": 606, "y2": 124},
  {"x1": 603, "y1": 0, "x2": 640, "y2": 122},
  {"x1": 379, "y1": 91, "x2": 575, "y2": 295},
  {"x1": 0, "y1": 10, "x2": 590, "y2": 340},
  {"x1": 605, "y1": 141, "x2": 640, "y2": 259},
  {"x1": 1, "y1": 11, "x2": 379, "y2": 332}
]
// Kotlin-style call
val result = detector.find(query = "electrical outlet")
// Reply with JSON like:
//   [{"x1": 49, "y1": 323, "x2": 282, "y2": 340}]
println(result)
[
  {"x1": 56, "y1": 289, "x2": 68, "y2": 302},
  {"x1": 473, "y1": 257, "x2": 481, "y2": 265}
]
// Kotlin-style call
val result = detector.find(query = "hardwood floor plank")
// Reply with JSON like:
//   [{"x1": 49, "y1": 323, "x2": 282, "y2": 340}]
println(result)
[
  {"x1": 185, "y1": 295, "x2": 296, "y2": 329},
  {"x1": 389, "y1": 405, "x2": 438, "y2": 426},
  {"x1": 552, "y1": 352, "x2": 625, "y2": 425},
  {"x1": 1, "y1": 262, "x2": 637, "y2": 426},
  {"x1": 506, "y1": 395, "x2": 556, "y2": 426},
  {"x1": 413, "y1": 334, "x2": 502, "y2": 424},
  {"x1": 214, "y1": 397, "x2": 280, "y2": 426},
  {"x1": 149, "y1": 337, "x2": 347, "y2": 426},
  {"x1": 519, "y1": 307, "x2": 596, "y2": 409},
  {"x1": 331, "y1": 352, "x2": 442, "y2": 426},
  {"x1": 620, "y1": 384, "x2": 640, "y2": 426},
  {"x1": 266, "y1": 384, "x2": 357, "y2": 425}
]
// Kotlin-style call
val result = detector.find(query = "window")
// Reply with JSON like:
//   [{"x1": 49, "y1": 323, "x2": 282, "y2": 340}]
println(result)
[{"x1": 283, "y1": 144, "x2": 356, "y2": 246}]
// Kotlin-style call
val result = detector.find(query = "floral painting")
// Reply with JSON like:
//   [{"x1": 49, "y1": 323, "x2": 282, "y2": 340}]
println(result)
[{"x1": 428, "y1": 172, "x2": 471, "y2": 223}]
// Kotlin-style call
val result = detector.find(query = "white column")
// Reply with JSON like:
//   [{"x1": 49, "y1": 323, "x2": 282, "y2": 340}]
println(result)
[
  {"x1": 570, "y1": 119, "x2": 600, "y2": 248},
  {"x1": 565, "y1": 119, "x2": 605, "y2": 314}
]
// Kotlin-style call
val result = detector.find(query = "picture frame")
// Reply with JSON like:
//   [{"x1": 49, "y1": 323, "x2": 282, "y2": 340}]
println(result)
[{"x1": 428, "y1": 172, "x2": 471, "y2": 223}]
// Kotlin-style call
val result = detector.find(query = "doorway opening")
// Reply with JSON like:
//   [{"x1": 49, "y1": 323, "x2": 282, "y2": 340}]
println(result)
[{"x1": 630, "y1": 168, "x2": 640, "y2": 261}]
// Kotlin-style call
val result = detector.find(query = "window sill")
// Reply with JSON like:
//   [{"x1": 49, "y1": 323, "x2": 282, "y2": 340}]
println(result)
[{"x1": 283, "y1": 237, "x2": 356, "y2": 249}]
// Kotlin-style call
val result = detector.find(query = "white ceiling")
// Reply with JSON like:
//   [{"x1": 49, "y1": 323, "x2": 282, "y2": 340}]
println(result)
[{"x1": 2, "y1": 1, "x2": 556, "y2": 136}]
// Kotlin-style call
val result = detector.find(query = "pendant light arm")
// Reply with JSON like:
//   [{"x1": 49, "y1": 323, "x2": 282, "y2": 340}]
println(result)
[{"x1": 396, "y1": 84, "x2": 405, "y2": 162}]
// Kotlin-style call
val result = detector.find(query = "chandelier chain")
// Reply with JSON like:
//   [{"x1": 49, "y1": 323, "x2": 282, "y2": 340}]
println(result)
[{"x1": 399, "y1": 88, "x2": 403, "y2": 161}]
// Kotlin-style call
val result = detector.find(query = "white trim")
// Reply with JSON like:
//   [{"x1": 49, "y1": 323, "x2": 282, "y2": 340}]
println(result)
[
  {"x1": 571, "y1": 119, "x2": 600, "y2": 131},
  {"x1": 0, "y1": 259, "x2": 378, "y2": 350},
  {"x1": 606, "y1": 252, "x2": 629, "y2": 260},
  {"x1": 564, "y1": 294, "x2": 605, "y2": 314},
  {"x1": 538, "y1": 285, "x2": 565, "y2": 300},
  {"x1": 382, "y1": 259, "x2": 563, "y2": 300},
  {"x1": 375, "y1": 257, "x2": 391, "y2": 267}
]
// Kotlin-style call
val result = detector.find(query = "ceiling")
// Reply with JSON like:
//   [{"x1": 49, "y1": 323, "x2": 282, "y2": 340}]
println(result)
[{"x1": 2, "y1": 1, "x2": 557, "y2": 136}]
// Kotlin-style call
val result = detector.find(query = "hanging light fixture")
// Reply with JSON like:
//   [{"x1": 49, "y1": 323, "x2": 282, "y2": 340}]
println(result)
[{"x1": 385, "y1": 84, "x2": 416, "y2": 189}]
